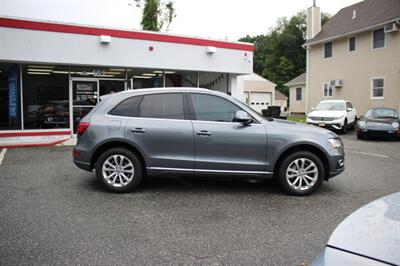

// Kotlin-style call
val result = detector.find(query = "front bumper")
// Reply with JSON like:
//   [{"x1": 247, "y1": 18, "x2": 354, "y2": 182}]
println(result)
[
  {"x1": 328, "y1": 155, "x2": 345, "y2": 179},
  {"x1": 357, "y1": 128, "x2": 400, "y2": 138},
  {"x1": 307, "y1": 120, "x2": 344, "y2": 130}
]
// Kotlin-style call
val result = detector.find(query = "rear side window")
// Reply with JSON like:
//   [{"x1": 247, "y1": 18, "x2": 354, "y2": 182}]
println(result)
[
  {"x1": 138, "y1": 93, "x2": 185, "y2": 120},
  {"x1": 109, "y1": 96, "x2": 141, "y2": 117},
  {"x1": 190, "y1": 93, "x2": 241, "y2": 122}
]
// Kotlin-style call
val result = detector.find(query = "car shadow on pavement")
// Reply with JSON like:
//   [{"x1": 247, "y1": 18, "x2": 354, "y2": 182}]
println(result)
[{"x1": 83, "y1": 176, "x2": 286, "y2": 196}]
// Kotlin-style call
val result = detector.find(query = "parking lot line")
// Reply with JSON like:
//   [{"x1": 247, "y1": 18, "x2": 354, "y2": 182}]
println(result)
[
  {"x1": 345, "y1": 149, "x2": 389, "y2": 159},
  {"x1": 0, "y1": 148, "x2": 7, "y2": 165}
]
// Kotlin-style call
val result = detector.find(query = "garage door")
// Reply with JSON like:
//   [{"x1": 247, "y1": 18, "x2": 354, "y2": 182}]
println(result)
[{"x1": 249, "y1": 92, "x2": 272, "y2": 113}]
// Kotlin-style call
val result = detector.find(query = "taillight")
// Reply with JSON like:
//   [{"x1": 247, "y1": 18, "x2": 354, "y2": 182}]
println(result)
[{"x1": 77, "y1": 122, "x2": 90, "y2": 135}]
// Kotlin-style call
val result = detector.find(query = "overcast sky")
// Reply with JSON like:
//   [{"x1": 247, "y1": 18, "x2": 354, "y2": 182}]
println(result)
[{"x1": 1, "y1": 0, "x2": 362, "y2": 40}]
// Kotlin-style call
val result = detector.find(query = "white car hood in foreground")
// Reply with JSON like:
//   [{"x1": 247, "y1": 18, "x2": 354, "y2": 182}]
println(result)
[{"x1": 308, "y1": 110, "x2": 345, "y2": 118}]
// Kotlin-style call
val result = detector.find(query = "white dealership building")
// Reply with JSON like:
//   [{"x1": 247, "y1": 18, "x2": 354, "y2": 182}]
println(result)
[{"x1": 0, "y1": 17, "x2": 253, "y2": 146}]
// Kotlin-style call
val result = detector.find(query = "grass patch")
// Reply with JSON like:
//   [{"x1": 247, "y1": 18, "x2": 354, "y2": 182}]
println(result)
[{"x1": 288, "y1": 116, "x2": 306, "y2": 123}]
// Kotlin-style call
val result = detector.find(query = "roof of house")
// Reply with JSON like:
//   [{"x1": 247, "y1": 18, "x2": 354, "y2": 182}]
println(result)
[
  {"x1": 275, "y1": 90, "x2": 288, "y2": 100},
  {"x1": 284, "y1": 73, "x2": 306, "y2": 86},
  {"x1": 305, "y1": 0, "x2": 400, "y2": 45},
  {"x1": 237, "y1": 73, "x2": 276, "y2": 85}
]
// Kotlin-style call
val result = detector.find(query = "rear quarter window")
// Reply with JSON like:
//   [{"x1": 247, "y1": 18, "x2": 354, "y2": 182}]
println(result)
[{"x1": 109, "y1": 96, "x2": 141, "y2": 117}]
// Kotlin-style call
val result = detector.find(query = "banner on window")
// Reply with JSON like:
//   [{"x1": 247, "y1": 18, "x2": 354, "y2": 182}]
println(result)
[{"x1": 8, "y1": 65, "x2": 19, "y2": 119}]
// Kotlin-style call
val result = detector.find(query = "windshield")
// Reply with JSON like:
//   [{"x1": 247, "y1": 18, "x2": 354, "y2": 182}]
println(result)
[
  {"x1": 365, "y1": 108, "x2": 399, "y2": 119},
  {"x1": 316, "y1": 102, "x2": 345, "y2": 111}
]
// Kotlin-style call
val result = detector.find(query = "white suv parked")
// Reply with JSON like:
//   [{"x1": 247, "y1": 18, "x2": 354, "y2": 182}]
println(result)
[{"x1": 306, "y1": 100, "x2": 357, "y2": 134}]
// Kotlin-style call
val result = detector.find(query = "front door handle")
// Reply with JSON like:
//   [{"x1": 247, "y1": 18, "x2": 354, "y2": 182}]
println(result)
[
  {"x1": 196, "y1": 130, "x2": 211, "y2": 136},
  {"x1": 131, "y1": 127, "x2": 146, "y2": 134}
]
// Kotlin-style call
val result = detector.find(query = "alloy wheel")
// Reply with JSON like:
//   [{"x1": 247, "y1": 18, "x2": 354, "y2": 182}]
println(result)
[
  {"x1": 102, "y1": 154, "x2": 135, "y2": 188},
  {"x1": 285, "y1": 158, "x2": 318, "y2": 191}
]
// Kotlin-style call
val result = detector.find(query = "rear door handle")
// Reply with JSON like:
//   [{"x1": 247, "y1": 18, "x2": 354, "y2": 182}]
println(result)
[
  {"x1": 131, "y1": 127, "x2": 146, "y2": 134},
  {"x1": 196, "y1": 130, "x2": 211, "y2": 136}
]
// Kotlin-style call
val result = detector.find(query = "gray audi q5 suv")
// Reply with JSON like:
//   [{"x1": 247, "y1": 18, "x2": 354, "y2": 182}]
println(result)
[{"x1": 73, "y1": 88, "x2": 345, "y2": 196}]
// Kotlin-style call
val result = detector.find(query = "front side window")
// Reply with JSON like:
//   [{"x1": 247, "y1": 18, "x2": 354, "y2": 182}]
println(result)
[
  {"x1": 346, "y1": 102, "x2": 354, "y2": 109},
  {"x1": 190, "y1": 94, "x2": 242, "y2": 122},
  {"x1": 371, "y1": 78, "x2": 384, "y2": 99},
  {"x1": 323, "y1": 82, "x2": 333, "y2": 97},
  {"x1": 349, "y1": 36, "x2": 356, "y2": 52},
  {"x1": 324, "y1": 42, "x2": 332, "y2": 58},
  {"x1": 138, "y1": 93, "x2": 185, "y2": 120},
  {"x1": 372, "y1": 29, "x2": 385, "y2": 49},
  {"x1": 296, "y1": 87, "x2": 302, "y2": 101},
  {"x1": 109, "y1": 96, "x2": 141, "y2": 117}
]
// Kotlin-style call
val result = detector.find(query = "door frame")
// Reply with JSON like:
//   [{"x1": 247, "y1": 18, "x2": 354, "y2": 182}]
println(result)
[
  {"x1": 69, "y1": 77, "x2": 99, "y2": 133},
  {"x1": 69, "y1": 77, "x2": 128, "y2": 134}
]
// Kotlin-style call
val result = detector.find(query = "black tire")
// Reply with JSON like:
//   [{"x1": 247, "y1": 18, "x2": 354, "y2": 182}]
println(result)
[
  {"x1": 95, "y1": 147, "x2": 144, "y2": 193},
  {"x1": 357, "y1": 133, "x2": 364, "y2": 140},
  {"x1": 277, "y1": 151, "x2": 325, "y2": 196},
  {"x1": 340, "y1": 120, "x2": 348, "y2": 134}
]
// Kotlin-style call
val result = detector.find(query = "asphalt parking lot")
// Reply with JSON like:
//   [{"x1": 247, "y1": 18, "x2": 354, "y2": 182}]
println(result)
[{"x1": 0, "y1": 132, "x2": 399, "y2": 265}]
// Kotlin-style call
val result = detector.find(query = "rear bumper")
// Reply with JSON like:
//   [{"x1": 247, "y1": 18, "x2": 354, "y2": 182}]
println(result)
[
  {"x1": 72, "y1": 147, "x2": 92, "y2": 171},
  {"x1": 73, "y1": 158, "x2": 92, "y2": 171}
]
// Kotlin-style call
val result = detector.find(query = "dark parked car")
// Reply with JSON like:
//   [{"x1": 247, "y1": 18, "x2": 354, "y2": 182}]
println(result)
[
  {"x1": 73, "y1": 88, "x2": 345, "y2": 196},
  {"x1": 357, "y1": 108, "x2": 400, "y2": 140},
  {"x1": 312, "y1": 192, "x2": 400, "y2": 266}
]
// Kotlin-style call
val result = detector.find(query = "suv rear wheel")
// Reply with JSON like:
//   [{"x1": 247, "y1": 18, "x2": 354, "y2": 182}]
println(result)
[
  {"x1": 96, "y1": 147, "x2": 143, "y2": 192},
  {"x1": 278, "y1": 151, "x2": 324, "y2": 196}
]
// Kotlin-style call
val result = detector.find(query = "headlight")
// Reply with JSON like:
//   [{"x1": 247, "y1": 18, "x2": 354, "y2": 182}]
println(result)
[
  {"x1": 358, "y1": 120, "x2": 366, "y2": 128},
  {"x1": 392, "y1": 122, "x2": 399, "y2": 129},
  {"x1": 328, "y1": 138, "x2": 343, "y2": 149}
]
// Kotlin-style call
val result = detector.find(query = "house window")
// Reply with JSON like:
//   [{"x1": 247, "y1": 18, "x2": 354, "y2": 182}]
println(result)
[
  {"x1": 372, "y1": 29, "x2": 385, "y2": 49},
  {"x1": 371, "y1": 78, "x2": 384, "y2": 99},
  {"x1": 324, "y1": 42, "x2": 332, "y2": 58},
  {"x1": 349, "y1": 36, "x2": 356, "y2": 52},
  {"x1": 296, "y1": 87, "x2": 302, "y2": 101},
  {"x1": 323, "y1": 82, "x2": 333, "y2": 97}
]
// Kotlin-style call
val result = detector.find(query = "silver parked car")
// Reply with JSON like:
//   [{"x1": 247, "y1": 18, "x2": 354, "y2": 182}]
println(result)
[
  {"x1": 312, "y1": 192, "x2": 400, "y2": 265},
  {"x1": 73, "y1": 88, "x2": 345, "y2": 196}
]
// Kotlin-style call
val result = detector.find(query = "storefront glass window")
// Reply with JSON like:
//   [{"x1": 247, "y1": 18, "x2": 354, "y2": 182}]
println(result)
[
  {"x1": 165, "y1": 70, "x2": 198, "y2": 88},
  {"x1": 199, "y1": 72, "x2": 228, "y2": 93},
  {"x1": 128, "y1": 69, "x2": 164, "y2": 89},
  {"x1": 22, "y1": 65, "x2": 70, "y2": 129},
  {"x1": 70, "y1": 66, "x2": 126, "y2": 79},
  {"x1": 0, "y1": 63, "x2": 22, "y2": 130}
]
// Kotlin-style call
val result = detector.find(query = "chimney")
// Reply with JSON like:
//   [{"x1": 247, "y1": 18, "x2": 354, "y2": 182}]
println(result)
[{"x1": 307, "y1": 1, "x2": 321, "y2": 40}]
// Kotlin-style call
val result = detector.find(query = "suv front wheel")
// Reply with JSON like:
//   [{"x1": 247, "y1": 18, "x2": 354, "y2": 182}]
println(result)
[
  {"x1": 278, "y1": 151, "x2": 324, "y2": 196},
  {"x1": 95, "y1": 147, "x2": 144, "y2": 192}
]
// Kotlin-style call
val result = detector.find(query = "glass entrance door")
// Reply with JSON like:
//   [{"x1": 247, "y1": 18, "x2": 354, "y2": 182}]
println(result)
[{"x1": 71, "y1": 79, "x2": 99, "y2": 133}]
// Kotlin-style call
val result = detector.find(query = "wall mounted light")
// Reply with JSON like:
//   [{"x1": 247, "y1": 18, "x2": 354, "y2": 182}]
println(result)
[
  {"x1": 99, "y1": 35, "x2": 112, "y2": 44},
  {"x1": 206, "y1": 46, "x2": 217, "y2": 54}
]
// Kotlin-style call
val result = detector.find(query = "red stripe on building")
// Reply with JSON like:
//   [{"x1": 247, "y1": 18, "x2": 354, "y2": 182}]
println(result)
[
  {"x1": 0, "y1": 138, "x2": 70, "y2": 149},
  {"x1": 0, "y1": 17, "x2": 255, "y2": 51},
  {"x1": 0, "y1": 130, "x2": 71, "y2": 138}
]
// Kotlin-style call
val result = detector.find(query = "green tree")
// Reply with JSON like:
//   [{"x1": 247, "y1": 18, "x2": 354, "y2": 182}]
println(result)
[
  {"x1": 134, "y1": 0, "x2": 176, "y2": 32},
  {"x1": 239, "y1": 10, "x2": 330, "y2": 96}
]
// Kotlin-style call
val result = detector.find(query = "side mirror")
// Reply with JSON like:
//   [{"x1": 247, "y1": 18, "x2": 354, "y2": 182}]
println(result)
[
  {"x1": 311, "y1": 107, "x2": 315, "y2": 111},
  {"x1": 234, "y1": 110, "x2": 253, "y2": 125},
  {"x1": 347, "y1": 108, "x2": 353, "y2": 112}
]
